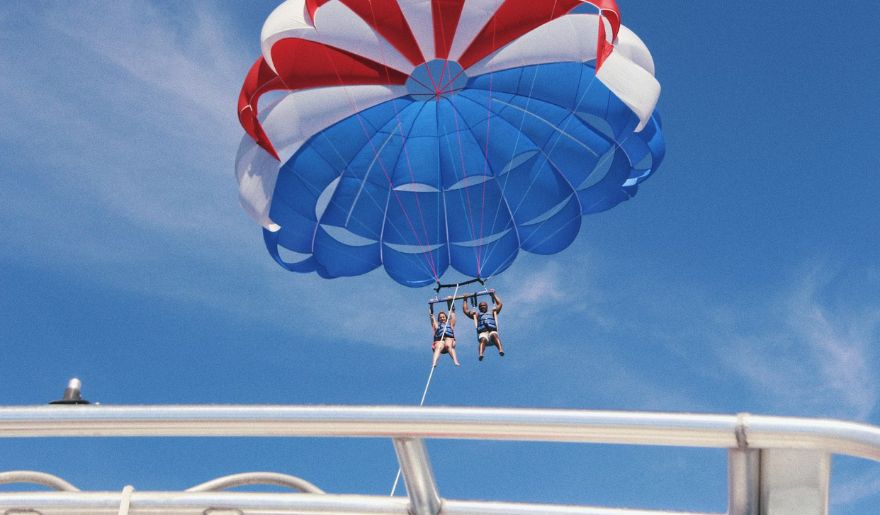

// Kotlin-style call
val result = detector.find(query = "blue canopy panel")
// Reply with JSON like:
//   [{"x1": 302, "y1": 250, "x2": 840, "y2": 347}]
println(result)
[{"x1": 264, "y1": 61, "x2": 664, "y2": 287}]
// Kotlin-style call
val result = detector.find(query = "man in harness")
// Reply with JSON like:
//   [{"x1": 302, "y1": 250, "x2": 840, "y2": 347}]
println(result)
[{"x1": 462, "y1": 291, "x2": 504, "y2": 361}]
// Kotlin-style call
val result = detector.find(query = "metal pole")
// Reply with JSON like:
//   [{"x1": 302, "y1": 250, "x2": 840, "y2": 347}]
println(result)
[
  {"x1": 0, "y1": 406, "x2": 879, "y2": 462},
  {"x1": 727, "y1": 449, "x2": 760, "y2": 515},
  {"x1": 428, "y1": 290, "x2": 493, "y2": 305},
  {"x1": 392, "y1": 437, "x2": 441, "y2": 515}
]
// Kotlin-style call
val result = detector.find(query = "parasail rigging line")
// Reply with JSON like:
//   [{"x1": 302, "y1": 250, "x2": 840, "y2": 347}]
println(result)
[
  {"x1": 316, "y1": 129, "x2": 420, "y2": 245},
  {"x1": 444, "y1": 98, "x2": 484, "y2": 273},
  {"x1": 486, "y1": 33, "x2": 555, "y2": 246},
  {"x1": 364, "y1": 1, "x2": 444, "y2": 280},
  {"x1": 433, "y1": 4, "x2": 452, "y2": 94},
  {"x1": 475, "y1": 19, "x2": 501, "y2": 278},
  {"x1": 442, "y1": 98, "x2": 521, "y2": 277},
  {"x1": 291, "y1": 123, "x2": 437, "y2": 281},
  {"x1": 427, "y1": 7, "x2": 464, "y2": 278},
  {"x1": 431, "y1": 7, "x2": 480, "y2": 276},
  {"x1": 473, "y1": 71, "x2": 611, "y2": 270},
  {"x1": 438, "y1": 102, "x2": 484, "y2": 262},
  {"x1": 391, "y1": 280, "x2": 460, "y2": 497},
  {"x1": 389, "y1": 363, "x2": 434, "y2": 497},
  {"x1": 313, "y1": 43, "x2": 441, "y2": 281},
  {"x1": 471, "y1": 4, "x2": 602, "y2": 273},
  {"x1": 446, "y1": 18, "x2": 502, "y2": 278}
]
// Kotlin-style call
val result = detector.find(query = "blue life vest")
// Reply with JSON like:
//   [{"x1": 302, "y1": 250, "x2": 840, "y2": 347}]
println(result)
[
  {"x1": 476, "y1": 312, "x2": 497, "y2": 332},
  {"x1": 434, "y1": 322, "x2": 454, "y2": 340}
]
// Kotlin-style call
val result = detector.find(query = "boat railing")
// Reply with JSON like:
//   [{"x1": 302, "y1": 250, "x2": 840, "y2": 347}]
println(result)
[{"x1": 1, "y1": 404, "x2": 879, "y2": 514}]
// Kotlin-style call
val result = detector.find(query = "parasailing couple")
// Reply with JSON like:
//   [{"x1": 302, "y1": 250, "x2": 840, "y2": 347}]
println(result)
[{"x1": 430, "y1": 291, "x2": 504, "y2": 367}]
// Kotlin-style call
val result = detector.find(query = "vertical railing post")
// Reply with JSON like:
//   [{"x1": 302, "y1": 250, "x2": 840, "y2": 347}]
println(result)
[
  {"x1": 728, "y1": 448, "x2": 761, "y2": 515},
  {"x1": 729, "y1": 413, "x2": 760, "y2": 515},
  {"x1": 392, "y1": 437, "x2": 441, "y2": 515}
]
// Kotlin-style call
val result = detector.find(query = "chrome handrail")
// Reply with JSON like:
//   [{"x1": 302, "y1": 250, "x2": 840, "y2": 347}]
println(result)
[
  {"x1": 1, "y1": 405, "x2": 878, "y2": 459},
  {"x1": 1, "y1": 405, "x2": 878, "y2": 515}
]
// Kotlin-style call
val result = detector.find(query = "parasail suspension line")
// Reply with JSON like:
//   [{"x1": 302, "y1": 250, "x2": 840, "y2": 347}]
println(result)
[
  {"x1": 392, "y1": 282, "x2": 460, "y2": 497},
  {"x1": 390, "y1": 364, "x2": 437, "y2": 497},
  {"x1": 419, "y1": 362, "x2": 437, "y2": 408}
]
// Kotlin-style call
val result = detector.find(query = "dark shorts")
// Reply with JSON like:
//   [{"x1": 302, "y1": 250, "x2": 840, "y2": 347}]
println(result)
[{"x1": 432, "y1": 340, "x2": 452, "y2": 354}]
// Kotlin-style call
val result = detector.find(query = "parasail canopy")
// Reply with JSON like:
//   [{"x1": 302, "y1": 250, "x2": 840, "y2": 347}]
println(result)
[{"x1": 236, "y1": 0, "x2": 665, "y2": 287}]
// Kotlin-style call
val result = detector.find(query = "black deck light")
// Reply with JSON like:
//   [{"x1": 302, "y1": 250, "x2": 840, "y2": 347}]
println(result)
[{"x1": 49, "y1": 378, "x2": 90, "y2": 405}]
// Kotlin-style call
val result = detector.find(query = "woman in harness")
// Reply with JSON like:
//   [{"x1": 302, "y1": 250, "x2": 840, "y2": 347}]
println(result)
[
  {"x1": 430, "y1": 306, "x2": 460, "y2": 367},
  {"x1": 462, "y1": 291, "x2": 504, "y2": 361}
]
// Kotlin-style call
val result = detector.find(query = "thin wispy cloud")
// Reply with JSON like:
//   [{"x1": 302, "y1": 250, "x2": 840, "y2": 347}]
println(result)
[
  {"x1": 833, "y1": 468, "x2": 880, "y2": 508},
  {"x1": 713, "y1": 263, "x2": 879, "y2": 420},
  {"x1": 506, "y1": 262, "x2": 569, "y2": 306},
  {"x1": 499, "y1": 254, "x2": 620, "y2": 331},
  {"x1": 0, "y1": 3, "x2": 296, "y2": 336},
  {"x1": 0, "y1": 2, "x2": 251, "y2": 250},
  {"x1": 788, "y1": 269, "x2": 879, "y2": 418},
  {"x1": 514, "y1": 251, "x2": 880, "y2": 420},
  {"x1": 45, "y1": 2, "x2": 244, "y2": 131}
]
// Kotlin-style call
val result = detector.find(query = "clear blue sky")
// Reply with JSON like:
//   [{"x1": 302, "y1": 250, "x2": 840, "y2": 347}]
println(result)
[{"x1": 1, "y1": 1, "x2": 878, "y2": 512}]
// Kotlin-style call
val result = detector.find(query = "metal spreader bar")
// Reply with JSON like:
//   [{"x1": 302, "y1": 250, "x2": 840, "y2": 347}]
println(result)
[
  {"x1": 428, "y1": 289, "x2": 495, "y2": 306},
  {"x1": 433, "y1": 277, "x2": 484, "y2": 293}
]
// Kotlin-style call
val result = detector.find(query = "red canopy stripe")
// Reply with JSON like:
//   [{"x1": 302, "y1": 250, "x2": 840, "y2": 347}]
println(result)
[
  {"x1": 432, "y1": 0, "x2": 467, "y2": 59},
  {"x1": 457, "y1": 0, "x2": 579, "y2": 69},
  {"x1": 305, "y1": 0, "x2": 424, "y2": 66},
  {"x1": 593, "y1": 0, "x2": 620, "y2": 38},
  {"x1": 593, "y1": 0, "x2": 619, "y2": 71},
  {"x1": 340, "y1": 0, "x2": 425, "y2": 66},
  {"x1": 238, "y1": 39, "x2": 409, "y2": 160},
  {"x1": 238, "y1": 57, "x2": 286, "y2": 160},
  {"x1": 457, "y1": 0, "x2": 621, "y2": 70}
]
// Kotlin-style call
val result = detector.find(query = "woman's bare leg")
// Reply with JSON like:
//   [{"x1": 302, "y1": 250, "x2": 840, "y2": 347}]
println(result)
[
  {"x1": 431, "y1": 343, "x2": 444, "y2": 367},
  {"x1": 447, "y1": 339, "x2": 461, "y2": 366}
]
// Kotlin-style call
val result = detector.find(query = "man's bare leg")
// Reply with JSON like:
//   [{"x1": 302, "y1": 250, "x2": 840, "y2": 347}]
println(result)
[{"x1": 491, "y1": 333, "x2": 505, "y2": 356}]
